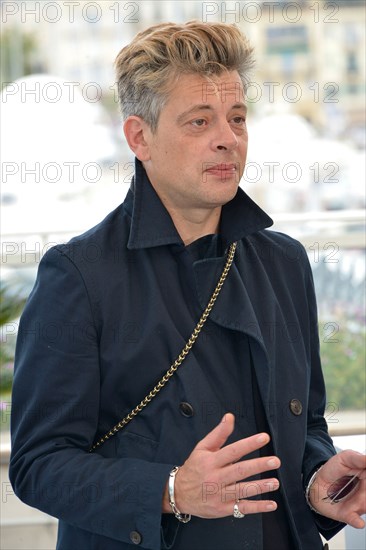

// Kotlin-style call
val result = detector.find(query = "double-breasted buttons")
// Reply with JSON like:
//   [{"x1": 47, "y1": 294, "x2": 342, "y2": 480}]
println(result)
[
  {"x1": 129, "y1": 531, "x2": 142, "y2": 545},
  {"x1": 289, "y1": 398, "x2": 303, "y2": 416},
  {"x1": 179, "y1": 402, "x2": 194, "y2": 417}
]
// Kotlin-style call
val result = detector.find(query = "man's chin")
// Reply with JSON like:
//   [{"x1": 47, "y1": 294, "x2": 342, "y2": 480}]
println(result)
[{"x1": 203, "y1": 186, "x2": 239, "y2": 209}]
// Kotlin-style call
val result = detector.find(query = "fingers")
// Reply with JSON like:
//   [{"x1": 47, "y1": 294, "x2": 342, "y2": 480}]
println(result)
[
  {"x1": 324, "y1": 451, "x2": 366, "y2": 481},
  {"x1": 222, "y1": 456, "x2": 281, "y2": 486},
  {"x1": 339, "y1": 450, "x2": 366, "y2": 472},
  {"x1": 195, "y1": 414, "x2": 273, "y2": 468},
  {"x1": 228, "y1": 498, "x2": 278, "y2": 517},
  {"x1": 177, "y1": 414, "x2": 282, "y2": 520},
  {"x1": 215, "y1": 432, "x2": 272, "y2": 468},
  {"x1": 347, "y1": 514, "x2": 365, "y2": 529},
  {"x1": 196, "y1": 413, "x2": 235, "y2": 453},
  {"x1": 226, "y1": 478, "x2": 280, "y2": 501},
  {"x1": 200, "y1": 478, "x2": 280, "y2": 518}
]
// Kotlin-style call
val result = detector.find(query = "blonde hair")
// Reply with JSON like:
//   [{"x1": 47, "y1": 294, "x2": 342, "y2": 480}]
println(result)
[{"x1": 115, "y1": 20, "x2": 254, "y2": 131}]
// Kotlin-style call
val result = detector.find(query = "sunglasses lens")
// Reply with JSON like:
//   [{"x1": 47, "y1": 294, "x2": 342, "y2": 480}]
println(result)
[{"x1": 327, "y1": 475, "x2": 359, "y2": 502}]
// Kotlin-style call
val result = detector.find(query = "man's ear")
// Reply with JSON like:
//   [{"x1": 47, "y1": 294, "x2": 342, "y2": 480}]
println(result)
[{"x1": 123, "y1": 116, "x2": 152, "y2": 161}]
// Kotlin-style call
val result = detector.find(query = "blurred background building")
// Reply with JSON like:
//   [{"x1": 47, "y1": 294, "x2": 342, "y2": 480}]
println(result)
[
  {"x1": 1, "y1": 0, "x2": 365, "y2": 215},
  {"x1": 2, "y1": 1, "x2": 365, "y2": 139},
  {"x1": 1, "y1": 2, "x2": 365, "y2": 548}
]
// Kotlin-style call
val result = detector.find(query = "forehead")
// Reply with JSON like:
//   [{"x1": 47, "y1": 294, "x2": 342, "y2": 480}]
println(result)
[{"x1": 165, "y1": 71, "x2": 245, "y2": 109}]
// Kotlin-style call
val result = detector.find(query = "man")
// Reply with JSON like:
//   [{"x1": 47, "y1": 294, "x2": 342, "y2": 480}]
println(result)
[{"x1": 10, "y1": 21, "x2": 365, "y2": 550}]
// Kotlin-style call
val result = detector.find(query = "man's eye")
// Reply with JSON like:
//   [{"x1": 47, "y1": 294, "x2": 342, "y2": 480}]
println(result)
[
  {"x1": 232, "y1": 117, "x2": 246, "y2": 125},
  {"x1": 191, "y1": 119, "x2": 206, "y2": 127}
]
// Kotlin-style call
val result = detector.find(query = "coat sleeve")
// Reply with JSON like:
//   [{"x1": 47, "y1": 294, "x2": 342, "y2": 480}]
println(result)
[
  {"x1": 9, "y1": 246, "x2": 174, "y2": 550},
  {"x1": 301, "y1": 249, "x2": 345, "y2": 539}
]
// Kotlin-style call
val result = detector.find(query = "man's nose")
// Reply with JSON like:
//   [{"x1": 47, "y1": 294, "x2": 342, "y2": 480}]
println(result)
[{"x1": 211, "y1": 121, "x2": 239, "y2": 151}]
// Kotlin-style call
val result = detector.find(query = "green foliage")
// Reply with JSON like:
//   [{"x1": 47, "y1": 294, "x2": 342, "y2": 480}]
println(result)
[
  {"x1": 1, "y1": 27, "x2": 38, "y2": 87},
  {"x1": 0, "y1": 282, "x2": 26, "y2": 327},
  {"x1": 0, "y1": 282, "x2": 26, "y2": 393},
  {"x1": 0, "y1": 392, "x2": 11, "y2": 431},
  {"x1": 320, "y1": 318, "x2": 366, "y2": 410}
]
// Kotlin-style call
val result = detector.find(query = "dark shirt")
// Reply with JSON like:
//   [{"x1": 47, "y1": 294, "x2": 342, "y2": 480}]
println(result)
[{"x1": 167, "y1": 234, "x2": 295, "y2": 549}]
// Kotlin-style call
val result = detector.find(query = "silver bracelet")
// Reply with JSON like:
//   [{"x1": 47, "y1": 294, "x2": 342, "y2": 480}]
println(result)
[
  {"x1": 305, "y1": 465, "x2": 323, "y2": 513},
  {"x1": 168, "y1": 466, "x2": 191, "y2": 523}
]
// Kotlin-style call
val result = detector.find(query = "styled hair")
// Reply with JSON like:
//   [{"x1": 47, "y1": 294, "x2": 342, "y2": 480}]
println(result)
[{"x1": 115, "y1": 20, "x2": 254, "y2": 131}]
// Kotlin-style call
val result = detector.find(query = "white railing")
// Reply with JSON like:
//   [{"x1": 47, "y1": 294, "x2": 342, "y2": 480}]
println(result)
[
  {"x1": 1, "y1": 209, "x2": 365, "y2": 268},
  {"x1": 271, "y1": 209, "x2": 365, "y2": 249}
]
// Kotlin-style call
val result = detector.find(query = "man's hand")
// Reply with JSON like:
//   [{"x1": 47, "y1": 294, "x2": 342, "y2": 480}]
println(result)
[
  {"x1": 163, "y1": 413, "x2": 280, "y2": 518},
  {"x1": 308, "y1": 450, "x2": 366, "y2": 529}
]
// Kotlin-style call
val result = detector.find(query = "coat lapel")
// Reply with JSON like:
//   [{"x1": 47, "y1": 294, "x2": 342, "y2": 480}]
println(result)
[{"x1": 193, "y1": 256, "x2": 272, "y2": 408}]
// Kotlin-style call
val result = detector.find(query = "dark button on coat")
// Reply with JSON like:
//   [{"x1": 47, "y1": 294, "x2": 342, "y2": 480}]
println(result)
[
  {"x1": 130, "y1": 531, "x2": 142, "y2": 545},
  {"x1": 179, "y1": 402, "x2": 194, "y2": 418},
  {"x1": 289, "y1": 399, "x2": 303, "y2": 416}
]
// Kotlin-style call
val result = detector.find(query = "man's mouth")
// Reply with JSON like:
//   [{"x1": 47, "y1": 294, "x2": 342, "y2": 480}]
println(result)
[
  {"x1": 204, "y1": 163, "x2": 239, "y2": 179},
  {"x1": 205, "y1": 163, "x2": 238, "y2": 172}
]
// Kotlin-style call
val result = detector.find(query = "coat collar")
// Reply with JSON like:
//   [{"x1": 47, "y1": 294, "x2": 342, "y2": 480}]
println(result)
[{"x1": 125, "y1": 158, "x2": 273, "y2": 250}]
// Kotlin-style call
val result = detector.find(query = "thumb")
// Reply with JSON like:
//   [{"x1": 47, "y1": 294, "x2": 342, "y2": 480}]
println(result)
[
  {"x1": 339, "y1": 450, "x2": 366, "y2": 472},
  {"x1": 345, "y1": 512, "x2": 365, "y2": 530},
  {"x1": 196, "y1": 413, "x2": 235, "y2": 452}
]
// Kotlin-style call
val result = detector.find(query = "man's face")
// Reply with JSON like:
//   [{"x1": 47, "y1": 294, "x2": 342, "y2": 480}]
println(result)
[{"x1": 141, "y1": 71, "x2": 248, "y2": 214}]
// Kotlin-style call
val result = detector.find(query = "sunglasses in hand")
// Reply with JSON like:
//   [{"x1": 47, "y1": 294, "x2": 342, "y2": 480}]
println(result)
[{"x1": 323, "y1": 473, "x2": 360, "y2": 504}]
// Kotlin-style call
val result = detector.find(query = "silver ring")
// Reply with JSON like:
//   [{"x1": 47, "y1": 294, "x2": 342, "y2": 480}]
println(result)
[{"x1": 233, "y1": 502, "x2": 245, "y2": 519}]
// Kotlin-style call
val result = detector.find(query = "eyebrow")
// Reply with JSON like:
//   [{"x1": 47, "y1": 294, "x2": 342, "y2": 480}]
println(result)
[{"x1": 176, "y1": 103, "x2": 247, "y2": 125}]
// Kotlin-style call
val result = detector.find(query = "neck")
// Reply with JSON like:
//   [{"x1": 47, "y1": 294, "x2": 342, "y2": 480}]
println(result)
[{"x1": 166, "y1": 206, "x2": 222, "y2": 246}]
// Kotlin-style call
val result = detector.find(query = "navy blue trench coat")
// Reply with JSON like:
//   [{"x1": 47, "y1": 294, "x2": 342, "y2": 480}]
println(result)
[{"x1": 10, "y1": 159, "x2": 342, "y2": 549}]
